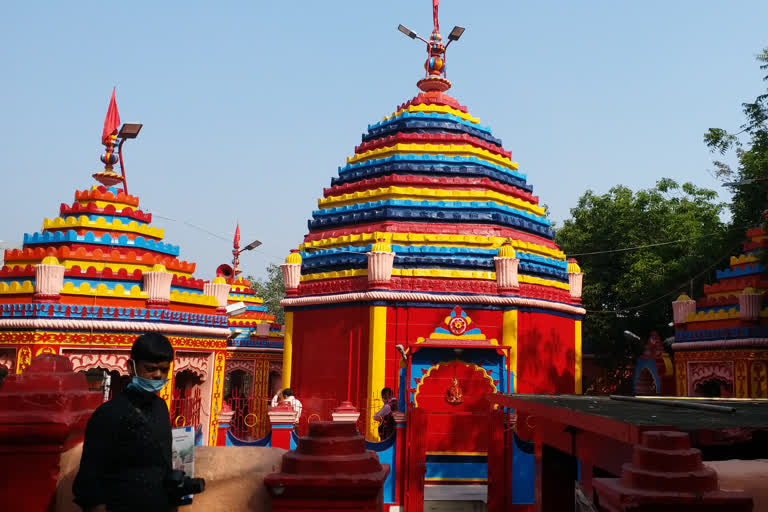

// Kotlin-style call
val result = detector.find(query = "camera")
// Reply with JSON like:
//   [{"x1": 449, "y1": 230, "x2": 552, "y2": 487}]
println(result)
[{"x1": 165, "y1": 469, "x2": 205, "y2": 505}]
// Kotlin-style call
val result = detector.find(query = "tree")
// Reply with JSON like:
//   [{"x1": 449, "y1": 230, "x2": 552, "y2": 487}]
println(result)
[
  {"x1": 555, "y1": 180, "x2": 729, "y2": 390},
  {"x1": 705, "y1": 48, "x2": 768, "y2": 240},
  {"x1": 247, "y1": 264, "x2": 286, "y2": 324}
]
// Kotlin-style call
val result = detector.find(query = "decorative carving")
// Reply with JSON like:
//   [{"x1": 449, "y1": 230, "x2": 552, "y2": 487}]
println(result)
[
  {"x1": 445, "y1": 377, "x2": 464, "y2": 405},
  {"x1": 675, "y1": 360, "x2": 687, "y2": 397},
  {"x1": 68, "y1": 351, "x2": 130, "y2": 375},
  {"x1": 751, "y1": 361, "x2": 768, "y2": 398},
  {"x1": 175, "y1": 352, "x2": 209, "y2": 381},
  {"x1": 687, "y1": 361, "x2": 734, "y2": 396},
  {"x1": 225, "y1": 359, "x2": 256, "y2": 375},
  {"x1": 16, "y1": 346, "x2": 32, "y2": 373},
  {"x1": 735, "y1": 360, "x2": 748, "y2": 397},
  {"x1": 269, "y1": 361, "x2": 282, "y2": 373}
]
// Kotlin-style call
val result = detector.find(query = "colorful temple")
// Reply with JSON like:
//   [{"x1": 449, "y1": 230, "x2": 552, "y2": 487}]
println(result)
[
  {"x1": 278, "y1": 1, "x2": 585, "y2": 495},
  {"x1": 221, "y1": 225, "x2": 285, "y2": 439},
  {"x1": 671, "y1": 226, "x2": 768, "y2": 398},
  {"x1": 0, "y1": 94, "x2": 283, "y2": 445}
]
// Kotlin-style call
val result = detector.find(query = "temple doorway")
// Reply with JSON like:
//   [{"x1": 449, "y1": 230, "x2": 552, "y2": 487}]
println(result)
[
  {"x1": 694, "y1": 377, "x2": 732, "y2": 398},
  {"x1": 171, "y1": 370, "x2": 203, "y2": 428}
]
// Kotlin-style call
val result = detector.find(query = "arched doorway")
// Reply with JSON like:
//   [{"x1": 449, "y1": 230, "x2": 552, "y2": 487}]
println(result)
[
  {"x1": 171, "y1": 370, "x2": 203, "y2": 428},
  {"x1": 635, "y1": 367, "x2": 658, "y2": 395},
  {"x1": 694, "y1": 377, "x2": 732, "y2": 398}
]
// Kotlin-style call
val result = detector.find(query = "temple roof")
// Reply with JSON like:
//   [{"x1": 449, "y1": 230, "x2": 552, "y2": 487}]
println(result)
[
  {"x1": 673, "y1": 226, "x2": 768, "y2": 348},
  {"x1": 296, "y1": 90, "x2": 572, "y2": 301}
]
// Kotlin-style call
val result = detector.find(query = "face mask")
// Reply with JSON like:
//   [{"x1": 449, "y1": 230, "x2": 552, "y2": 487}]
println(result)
[{"x1": 127, "y1": 360, "x2": 168, "y2": 394}]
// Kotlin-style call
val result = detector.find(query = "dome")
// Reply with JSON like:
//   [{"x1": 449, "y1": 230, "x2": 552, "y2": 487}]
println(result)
[{"x1": 298, "y1": 90, "x2": 570, "y2": 301}]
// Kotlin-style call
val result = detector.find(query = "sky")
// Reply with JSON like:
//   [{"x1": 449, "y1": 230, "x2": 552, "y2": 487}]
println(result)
[{"x1": 1, "y1": 1, "x2": 767, "y2": 279}]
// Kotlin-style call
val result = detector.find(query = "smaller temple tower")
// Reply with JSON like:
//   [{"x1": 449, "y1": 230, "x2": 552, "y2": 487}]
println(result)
[{"x1": 671, "y1": 226, "x2": 768, "y2": 398}]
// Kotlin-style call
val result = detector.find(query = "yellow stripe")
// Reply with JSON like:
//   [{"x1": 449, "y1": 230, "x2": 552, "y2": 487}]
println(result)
[
  {"x1": 318, "y1": 186, "x2": 545, "y2": 216},
  {"x1": 575, "y1": 320, "x2": 582, "y2": 394},
  {"x1": 60, "y1": 282, "x2": 147, "y2": 299},
  {"x1": 282, "y1": 312, "x2": 294, "y2": 388},
  {"x1": 299, "y1": 268, "x2": 569, "y2": 290},
  {"x1": 366, "y1": 306, "x2": 387, "y2": 441},
  {"x1": 348, "y1": 143, "x2": 518, "y2": 172},
  {"x1": 503, "y1": 310, "x2": 518, "y2": 392},
  {"x1": 0, "y1": 281, "x2": 35, "y2": 294},
  {"x1": 300, "y1": 233, "x2": 566, "y2": 260},
  {"x1": 57, "y1": 260, "x2": 192, "y2": 279},
  {"x1": 43, "y1": 216, "x2": 163, "y2": 238},
  {"x1": 386, "y1": 103, "x2": 481, "y2": 124}
]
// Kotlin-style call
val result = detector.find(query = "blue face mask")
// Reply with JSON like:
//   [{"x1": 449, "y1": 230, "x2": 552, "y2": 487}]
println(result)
[
  {"x1": 127, "y1": 360, "x2": 168, "y2": 394},
  {"x1": 127, "y1": 376, "x2": 168, "y2": 394}
]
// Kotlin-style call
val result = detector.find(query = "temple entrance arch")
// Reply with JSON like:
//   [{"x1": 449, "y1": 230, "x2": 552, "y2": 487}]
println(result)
[{"x1": 635, "y1": 367, "x2": 657, "y2": 395}]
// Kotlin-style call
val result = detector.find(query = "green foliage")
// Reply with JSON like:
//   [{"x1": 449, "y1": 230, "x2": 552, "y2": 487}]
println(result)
[
  {"x1": 555, "y1": 180, "x2": 728, "y2": 385},
  {"x1": 247, "y1": 263, "x2": 285, "y2": 324},
  {"x1": 705, "y1": 48, "x2": 768, "y2": 240}
]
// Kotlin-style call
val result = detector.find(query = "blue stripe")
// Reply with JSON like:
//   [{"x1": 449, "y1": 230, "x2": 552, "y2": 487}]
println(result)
[
  {"x1": 368, "y1": 111, "x2": 492, "y2": 134},
  {"x1": 23, "y1": 231, "x2": 179, "y2": 256},
  {"x1": 363, "y1": 118, "x2": 503, "y2": 147},
  {"x1": 330, "y1": 161, "x2": 532, "y2": 192},
  {"x1": 339, "y1": 154, "x2": 526, "y2": 182}
]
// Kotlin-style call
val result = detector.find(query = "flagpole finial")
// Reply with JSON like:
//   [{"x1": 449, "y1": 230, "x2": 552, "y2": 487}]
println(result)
[
  {"x1": 398, "y1": 1, "x2": 463, "y2": 93},
  {"x1": 93, "y1": 89, "x2": 124, "y2": 187}
]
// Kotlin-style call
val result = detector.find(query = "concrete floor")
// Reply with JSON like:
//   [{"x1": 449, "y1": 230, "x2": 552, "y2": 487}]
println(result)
[{"x1": 424, "y1": 484, "x2": 487, "y2": 512}]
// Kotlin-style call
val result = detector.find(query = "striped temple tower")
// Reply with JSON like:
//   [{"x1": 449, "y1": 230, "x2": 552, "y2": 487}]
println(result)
[
  {"x1": 0, "y1": 93, "x2": 231, "y2": 445},
  {"x1": 672, "y1": 226, "x2": 768, "y2": 398},
  {"x1": 279, "y1": 2, "x2": 584, "y2": 497}
]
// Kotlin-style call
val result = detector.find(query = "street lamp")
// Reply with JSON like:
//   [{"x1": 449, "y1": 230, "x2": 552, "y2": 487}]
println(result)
[
  {"x1": 232, "y1": 238, "x2": 262, "y2": 278},
  {"x1": 117, "y1": 122, "x2": 143, "y2": 194}
]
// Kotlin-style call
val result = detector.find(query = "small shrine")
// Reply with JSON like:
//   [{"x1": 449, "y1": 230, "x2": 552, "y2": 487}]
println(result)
[
  {"x1": 672, "y1": 226, "x2": 768, "y2": 398},
  {"x1": 278, "y1": 0, "x2": 584, "y2": 500},
  {"x1": 219, "y1": 224, "x2": 285, "y2": 440},
  {"x1": 0, "y1": 91, "x2": 232, "y2": 445}
]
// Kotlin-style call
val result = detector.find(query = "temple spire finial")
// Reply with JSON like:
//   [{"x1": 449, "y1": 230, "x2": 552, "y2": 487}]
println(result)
[
  {"x1": 92, "y1": 88, "x2": 125, "y2": 188},
  {"x1": 397, "y1": 0, "x2": 465, "y2": 93}
]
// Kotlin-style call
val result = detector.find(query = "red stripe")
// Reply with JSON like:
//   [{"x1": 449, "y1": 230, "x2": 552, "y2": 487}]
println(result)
[
  {"x1": 323, "y1": 175, "x2": 539, "y2": 204},
  {"x1": 354, "y1": 132, "x2": 509, "y2": 157},
  {"x1": 304, "y1": 221, "x2": 560, "y2": 250},
  {"x1": 394, "y1": 92, "x2": 469, "y2": 114}
]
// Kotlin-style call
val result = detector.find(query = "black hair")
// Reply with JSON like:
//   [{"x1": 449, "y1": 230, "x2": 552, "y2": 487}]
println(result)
[
  {"x1": 282, "y1": 388, "x2": 293, "y2": 397},
  {"x1": 130, "y1": 333, "x2": 174, "y2": 363},
  {"x1": 381, "y1": 387, "x2": 393, "y2": 400}
]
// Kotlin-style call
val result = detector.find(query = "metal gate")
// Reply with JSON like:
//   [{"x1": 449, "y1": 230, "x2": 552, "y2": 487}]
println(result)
[{"x1": 170, "y1": 386, "x2": 201, "y2": 428}]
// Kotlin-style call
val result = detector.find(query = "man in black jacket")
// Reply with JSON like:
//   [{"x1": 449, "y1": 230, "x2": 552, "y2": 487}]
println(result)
[{"x1": 73, "y1": 333, "x2": 177, "y2": 512}]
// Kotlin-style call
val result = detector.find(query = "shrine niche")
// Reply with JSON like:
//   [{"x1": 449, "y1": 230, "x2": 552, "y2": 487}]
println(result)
[
  {"x1": 751, "y1": 361, "x2": 768, "y2": 398},
  {"x1": 0, "y1": 349, "x2": 15, "y2": 372},
  {"x1": 688, "y1": 361, "x2": 734, "y2": 397},
  {"x1": 175, "y1": 352, "x2": 209, "y2": 381},
  {"x1": 414, "y1": 361, "x2": 496, "y2": 412},
  {"x1": 67, "y1": 350, "x2": 130, "y2": 375}
]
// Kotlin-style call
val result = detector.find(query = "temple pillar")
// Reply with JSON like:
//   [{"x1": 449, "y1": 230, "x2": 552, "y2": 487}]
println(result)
[
  {"x1": 494, "y1": 240, "x2": 520, "y2": 294},
  {"x1": 393, "y1": 411, "x2": 407, "y2": 507},
  {"x1": 143, "y1": 264, "x2": 173, "y2": 308},
  {"x1": 216, "y1": 402, "x2": 235, "y2": 446},
  {"x1": 672, "y1": 294, "x2": 697, "y2": 327},
  {"x1": 739, "y1": 288, "x2": 763, "y2": 322},
  {"x1": 264, "y1": 422, "x2": 390, "y2": 512},
  {"x1": 367, "y1": 238, "x2": 395, "y2": 289},
  {"x1": 33, "y1": 256, "x2": 65, "y2": 302},
  {"x1": 203, "y1": 277, "x2": 231, "y2": 314},
  {"x1": 281, "y1": 249, "x2": 302, "y2": 297},
  {"x1": 567, "y1": 259, "x2": 583, "y2": 299},
  {"x1": 0, "y1": 354, "x2": 102, "y2": 512},
  {"x1": 268, "y1": 401, "x2": 297, "y2": 450},
  {"x1": 367, "y1": 305, "x2": 387, "y2": 440},
  {"x1": 502, "y1": 309, "x2": 518, "y2": 392},
  {"x1": 283, "y1": 312, "x2": 294, "y2": 389}
]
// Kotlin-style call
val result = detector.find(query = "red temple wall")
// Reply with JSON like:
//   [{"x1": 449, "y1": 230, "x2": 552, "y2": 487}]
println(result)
[
  {"x1": 385, "y1": 305, "x2": 503, "y2": 396},
  {"x1": 517, "y1": 311, "x2": 576, "y2": 394},
  {"x1": 290, "y1": 306, "x2": 370, "y2": 413}
]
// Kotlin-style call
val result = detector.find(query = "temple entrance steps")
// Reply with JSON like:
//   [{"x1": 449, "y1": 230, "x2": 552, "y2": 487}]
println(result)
[{"x1": 424, "y1": 484, "x2": 487, "y2": 511}]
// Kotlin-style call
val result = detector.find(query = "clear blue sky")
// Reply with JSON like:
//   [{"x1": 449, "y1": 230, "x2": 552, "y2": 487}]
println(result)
[{"x1": 1, "y1": 1, "x2": 767, "y2": 279}]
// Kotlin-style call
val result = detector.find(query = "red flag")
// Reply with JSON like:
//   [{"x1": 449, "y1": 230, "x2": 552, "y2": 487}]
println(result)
[
  {"x1": 102, "y1": 88, "x2": 121, "y2": 143},
  {"x1": 234, "y1": 222, "x2": 241, "y2": 248}
]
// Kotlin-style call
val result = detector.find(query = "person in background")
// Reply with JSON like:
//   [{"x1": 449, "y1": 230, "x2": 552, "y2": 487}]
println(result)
[
  {"x1": 73, "y1": 333, "x2": 178, "y2": 512},
  {"x1": 373, "y1": 387, "x2": 397, "y2": 440},
  {"x1": 270, "y1": 388, "x2": 282, "y2": 408},
  {"x1": 279, "y1": 388, "x2": 302, "y2": 427}
]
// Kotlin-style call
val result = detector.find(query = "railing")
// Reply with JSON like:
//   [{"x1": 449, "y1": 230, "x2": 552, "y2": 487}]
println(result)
[
  {"x1": 226, "y1": 388, "x2": 270, "y2": 440},
  {"x1": 170, "y1": 387, "x2": 201, "y2": 428}
]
